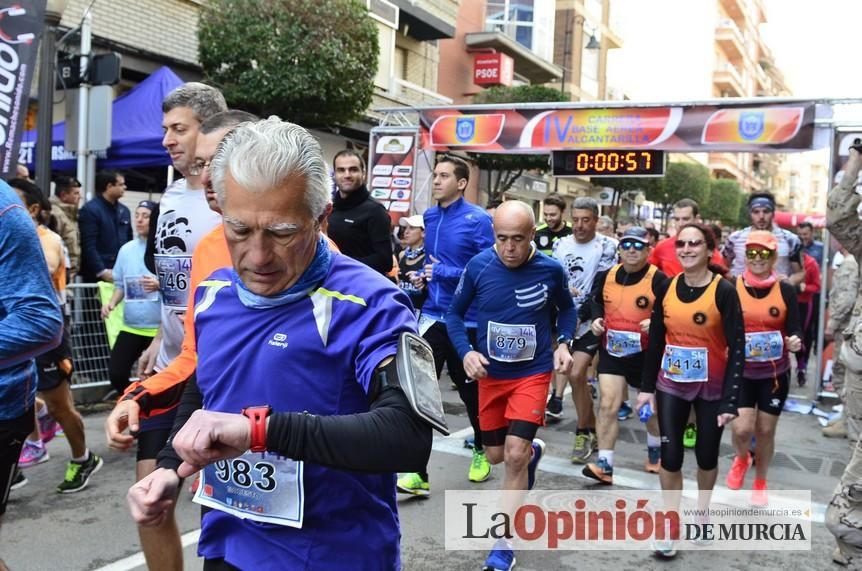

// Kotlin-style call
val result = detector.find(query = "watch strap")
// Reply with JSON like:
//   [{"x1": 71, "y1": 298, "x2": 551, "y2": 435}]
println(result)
[{"x1": 242, "y1": 406, "x2": 271, "y2": 453}]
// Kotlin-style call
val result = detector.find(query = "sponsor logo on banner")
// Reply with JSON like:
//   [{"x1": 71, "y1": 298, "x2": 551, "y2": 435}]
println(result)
[
  {"x1": 390, "y1": 189, "x2": 411, "y2": 201},
  {"x1": 428, "y1": 114, "x2": 506, "y2": 147},
  {"x1": 392, "y1": 165, "x2": 413, "y2": 176},
  {"x1": 372, "y1": 164, "x2": 393, "y2": 176},
  {"x1": 391, "y1": 177, "x2": 412, "y2": 188},
  {"x1": 370, "y1": 188, "x2": 391, "y2": 200},
  {"x1": 456, "y1": 117, "x2": 475, "y2": 143},
  {"x1": 0, "y1": 2, "x2": 46, "y2": 176},
  {"x1": 519, "y1": 108, "x2": 682, "y2": 150},
  {"x1": 375, "y1": 136, "x2": 413, "y2": 154},
  {"x1": 444, "y1": 489, "x2": 812, "y2": 551},
  {"x1": 371, "y1": 176, "x2": 392, "y2": 188},
  {"x1": 701, "y1": 107, "x2": 805, "y2": 145},
  {"x1": 739, "y1": 111, "x2": 765, "y2": 141},
  {"x1": 389, "y1": 201, "x2": 410, "y2": 213}
]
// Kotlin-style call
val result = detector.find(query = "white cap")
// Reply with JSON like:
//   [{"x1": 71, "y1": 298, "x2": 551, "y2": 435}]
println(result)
[{"x1": 399, "y1": 214, "x2": 425, "y2": 229}]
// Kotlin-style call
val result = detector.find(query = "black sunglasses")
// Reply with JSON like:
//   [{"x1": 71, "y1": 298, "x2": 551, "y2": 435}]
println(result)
[{"x1": 674, "y1": 239, "x2": 704, "y2": 249}]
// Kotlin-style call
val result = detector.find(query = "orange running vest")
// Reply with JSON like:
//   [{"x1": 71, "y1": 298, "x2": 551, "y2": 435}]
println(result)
[{"x1": 602, "y1": 264, "x2": 657, "y2": 355}]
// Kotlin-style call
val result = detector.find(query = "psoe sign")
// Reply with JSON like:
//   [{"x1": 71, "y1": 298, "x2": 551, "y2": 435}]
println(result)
[{"x1": 473, "y1": 52, "x2": 514, "y2": 87}]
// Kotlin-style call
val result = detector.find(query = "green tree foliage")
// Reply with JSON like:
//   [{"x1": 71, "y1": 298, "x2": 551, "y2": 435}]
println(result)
[
  {"x1": 650, "y1": 162, "x2": 711, "y2": 227},
  {"x1": 469, "y1": 85, "x2": 568, "y2": 201},
  {"x1": 704, "y1": 178, "x2": 743, "y2": 225},
  {"x1": 198, "y1": 0, "x2": 378, "y2": 126}
]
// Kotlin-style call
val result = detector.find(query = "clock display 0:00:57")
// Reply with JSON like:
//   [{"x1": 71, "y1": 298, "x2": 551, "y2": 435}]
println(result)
[{"x1": 554, "y1": 150, "x2": 666, "y2": 176}]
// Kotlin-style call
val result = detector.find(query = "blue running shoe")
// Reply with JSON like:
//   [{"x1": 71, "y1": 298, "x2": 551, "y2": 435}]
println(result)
[
  {"x1": 617, "y1": 401, "x2": 633, "y2": 421},
  {"x1": 483, "y1": 539, "x2": 516, "y2": 571},
  {"x1": 527, "y1": 438, "x2": 546, "y2": 491}
]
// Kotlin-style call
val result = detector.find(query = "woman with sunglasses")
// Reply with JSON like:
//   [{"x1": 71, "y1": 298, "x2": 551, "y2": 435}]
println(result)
[
  {"x1": 725, "y1": 231, "x2": 802, "y2": 505},
  {"x1": 636, "y1": 222, "x2": 745, "y2": 558}
]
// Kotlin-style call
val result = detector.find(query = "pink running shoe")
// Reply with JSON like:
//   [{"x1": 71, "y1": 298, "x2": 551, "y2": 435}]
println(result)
[
  {"x1": 39, "y1": 415, "x2": 63, "y2": 444},
  {"x1": 18, "y1": 441, "x2": 50, "y2": 468}
]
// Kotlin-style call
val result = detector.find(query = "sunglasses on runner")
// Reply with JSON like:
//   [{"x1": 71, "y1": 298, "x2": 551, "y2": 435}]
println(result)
[
  {"x1": 745, "y1": 248, "x2": 774, "y2": 260},
  {"x1": 674, "y1": 239, "x2": 704, "y2": 249},
  {"x1": 619, "y1": 240, "x2": 646, "y2": 251}
]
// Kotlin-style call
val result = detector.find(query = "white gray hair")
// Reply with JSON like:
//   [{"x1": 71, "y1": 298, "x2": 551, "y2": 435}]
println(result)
[{"x1": 210, "y1": 116, "x2": 331, "y2": 219}]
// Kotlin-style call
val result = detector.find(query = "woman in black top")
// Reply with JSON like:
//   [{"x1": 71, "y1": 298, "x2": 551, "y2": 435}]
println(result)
[{"x1": 397, "y1": 215, "x2": 427, "y2": 313}]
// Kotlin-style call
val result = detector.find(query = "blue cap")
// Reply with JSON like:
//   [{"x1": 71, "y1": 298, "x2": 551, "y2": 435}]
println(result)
[
  {"x1": 137, "y1": 200, "x2": 157, "y2": 211},
  {"x1": 620, "y1": 226, "x2": 650, "y2": 244}
]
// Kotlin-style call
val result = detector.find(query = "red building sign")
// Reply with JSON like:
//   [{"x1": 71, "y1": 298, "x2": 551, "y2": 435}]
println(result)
[{"x1": 473, "y1": 52, "x2": 514, "y2": 86}]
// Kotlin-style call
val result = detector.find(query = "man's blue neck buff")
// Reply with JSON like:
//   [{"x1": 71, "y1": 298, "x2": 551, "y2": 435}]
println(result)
[{"x1": 234, "y1": 235, "x2": 332, "y2": 309}]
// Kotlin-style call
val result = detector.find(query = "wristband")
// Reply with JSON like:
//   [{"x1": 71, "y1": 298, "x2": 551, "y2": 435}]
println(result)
[{"x1": 242, "y1": 405, "x2": 272, "y2": 452}]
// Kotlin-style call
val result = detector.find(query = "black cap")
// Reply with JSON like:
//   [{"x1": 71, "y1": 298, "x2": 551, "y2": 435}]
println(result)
[{"x1": 620, "y1": 226, "x2": 650, "y2": 244}]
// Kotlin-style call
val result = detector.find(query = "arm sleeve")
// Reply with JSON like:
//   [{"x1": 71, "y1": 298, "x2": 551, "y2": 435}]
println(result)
[
  {"x1": 265, "y1": 385, "x2": 432, "y2": 473},
  {"x1": 716, "y1": 280, "x2": 745, "y2": 416},
  {"x1": 355, "y1": 207, "x2": 393, "y2": 274},
  {"x1": 445, "y1": 263, "x2": 477, "y2": 360},
  {"x1": 588, "y1": 270, "x2": 609, "y2": 321},
  {"x1": 78, "y1": 207, "x2": 107, "y2": 277},
  {"x1": 554, "y1": 264, "x2": 577, "y2": 339},
  {"x1": 828, "y1": 259, "x2": 859, "y2": 331},
  {"x1": 155, "y1": 372, "x2": 201, "y2": 472},
  {"x1": 0, "y1": 205, "x2": 63, "y2": 367},
  {"x1": 827, "y1": 164, "x2": 862, "y2": 261},
  {"x1": 640, "y1": 281, "x2": 670, "y2": 393},
  {"x1": 779, "y1": 282, "x2": 803, "y2": 339},
  {"x1": 144, "y1": 203, "x2": 159, "y2": 274}
]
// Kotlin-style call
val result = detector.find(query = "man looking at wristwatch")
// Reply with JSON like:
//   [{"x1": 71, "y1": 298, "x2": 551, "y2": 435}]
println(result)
[{"x1": 126, "y1": 118, "x2": 432, "y2": 570}]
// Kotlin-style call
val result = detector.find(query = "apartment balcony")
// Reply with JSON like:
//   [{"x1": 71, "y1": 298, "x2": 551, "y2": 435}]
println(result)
[
  {"x1": 713, "y1": 62, "x2": 745, "y2": 97},
  {"x1": 719, "y1": 0, "x2": 746, "y2": 22},
  {"x1": 709, "y1": 152, "x2": 747, "y2": 184},
  {"x1": 465, "y1": 31, "x2": 563, "y2": 84},
  {"x1": 371, "y1": 78, "x2": 453, "y2": 118},
  {"x1": 715, "y1": 19, "x2": 745, "y2": 61}
]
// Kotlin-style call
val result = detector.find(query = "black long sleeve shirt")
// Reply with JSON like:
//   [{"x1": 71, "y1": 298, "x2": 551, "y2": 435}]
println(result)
[{"x1": 328, "y1": 186, "x2": 394, "y2": 275}]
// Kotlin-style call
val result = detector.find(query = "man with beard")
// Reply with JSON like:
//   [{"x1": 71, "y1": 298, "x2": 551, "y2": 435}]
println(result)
[{"x1": 327, "y1": 149, "x2": 393, "y2": 274}]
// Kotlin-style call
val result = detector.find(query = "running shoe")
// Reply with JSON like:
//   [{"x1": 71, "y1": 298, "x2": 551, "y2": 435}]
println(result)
[
  {"x1": 617, "y1": 401, "x2": 633, "y2": 421},
  {"x1": 38, "y1": 415, "x2": 62, "y2": 444},
  {"x1": 652, "y1": 539, "x2": 677, "y2": 559},
  {"x1": 10, "y1": 468, "x2": 27, "y2": 491},
  {"x1": 469, "y1": 448, "x2": 491, "y2": 483},
  {"x1": 583, "y1": 456, "x2": 613, "y2": 485},
  {"x1": 752, "y1": 478, "x2": 768, "y2": 507},
  {"x1": 571, "y1": 432, "x2": 594, "y2": 464},
  {"x1": 396, "y1": 472, "x2": 430, "y2": 496},
  {"x1": 545, "y1": 395, "x2": 563, "y2": 420},
  {"x1": 482, "y1": 539, "x2": 516, "y2": 571},
  {"x1": 527, "y1": 438, "x2": 545, "y2": 490},
  {"x1": 797, "y1": 370, "x2": 806, "y2": 387},
  {"x1": 57, "y1": 453, "x2": 103, "y2": 494},
  {"x1": 725, "y1": 452, "x2": 752, "y2": 490},
  {"x1": 644, "y1": 446, "x2": 661, "y2": 474},
  {"x1": 683, "y1": 423, "x2": 697, "y2": 449},
  {"x1": 18, "y1": 441, "x2": 50, "y2": 468}
]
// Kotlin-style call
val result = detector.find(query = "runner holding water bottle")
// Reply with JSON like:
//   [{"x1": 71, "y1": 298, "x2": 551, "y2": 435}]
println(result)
[{"x1": 582, "y1": 227, "x2": 668, "y2": 485}]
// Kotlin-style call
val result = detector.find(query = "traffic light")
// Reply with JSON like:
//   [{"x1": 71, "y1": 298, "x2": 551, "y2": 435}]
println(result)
[{"x1": 56, "y1": 51, "x2": 122, "y2": 89}]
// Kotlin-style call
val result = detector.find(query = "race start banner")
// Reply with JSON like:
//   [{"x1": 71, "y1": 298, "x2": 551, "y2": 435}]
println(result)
[
  {"x1": 368, "y1": 127, "x2": 419, "y2": 224},
  {"x1": 0, "y1": 1, "x2": 46, "y2": 177},
  {"x1": 420, "y1": 102, "x2": 817, "y2": 154}
]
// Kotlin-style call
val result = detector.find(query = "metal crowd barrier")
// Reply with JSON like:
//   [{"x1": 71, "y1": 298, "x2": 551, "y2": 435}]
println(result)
[{"x1": 67, "y1": 283, "x2": 112, "y2": 389}]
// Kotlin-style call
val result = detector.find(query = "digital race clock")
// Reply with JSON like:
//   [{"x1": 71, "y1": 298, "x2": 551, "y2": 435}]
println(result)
[{"x1": 552, "y1": 150, "x2": 666, "y2": 177}]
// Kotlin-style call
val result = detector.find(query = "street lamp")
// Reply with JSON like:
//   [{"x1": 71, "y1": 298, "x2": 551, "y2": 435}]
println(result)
[
  {"x1": 560, "y1": 14, "x2": 601, "y2": 96},
  {"x1": 35, "y1": 0, "x2": 69, "y2": 193}
]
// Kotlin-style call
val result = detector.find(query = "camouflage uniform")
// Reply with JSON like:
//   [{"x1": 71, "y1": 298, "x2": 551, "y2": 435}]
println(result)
[
  {"x1": 830, "y1": 254, "x2": 859, "y2": 399},
  {"x1": 826, "y1": 154, "x2": 862, "y2": 565}
]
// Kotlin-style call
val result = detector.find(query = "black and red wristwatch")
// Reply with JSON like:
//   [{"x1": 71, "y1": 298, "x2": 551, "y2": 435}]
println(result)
[{"x1": 242, "y1": 406, "x2": 272, "y2": 453}]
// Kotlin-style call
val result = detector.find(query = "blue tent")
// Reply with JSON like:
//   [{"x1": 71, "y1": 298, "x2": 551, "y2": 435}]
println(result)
[{"x1": 19, "y1": 66, "x2": 184, "y2": 171}]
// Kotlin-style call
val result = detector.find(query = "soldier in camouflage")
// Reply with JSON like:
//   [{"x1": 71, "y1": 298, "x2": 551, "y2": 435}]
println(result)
[
  {"x1": 824, "y1": 241, "x2": 859, "y2": 439},
  {"x1": 825, "y1": 147, "x2": 862, "y2": 566}
]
